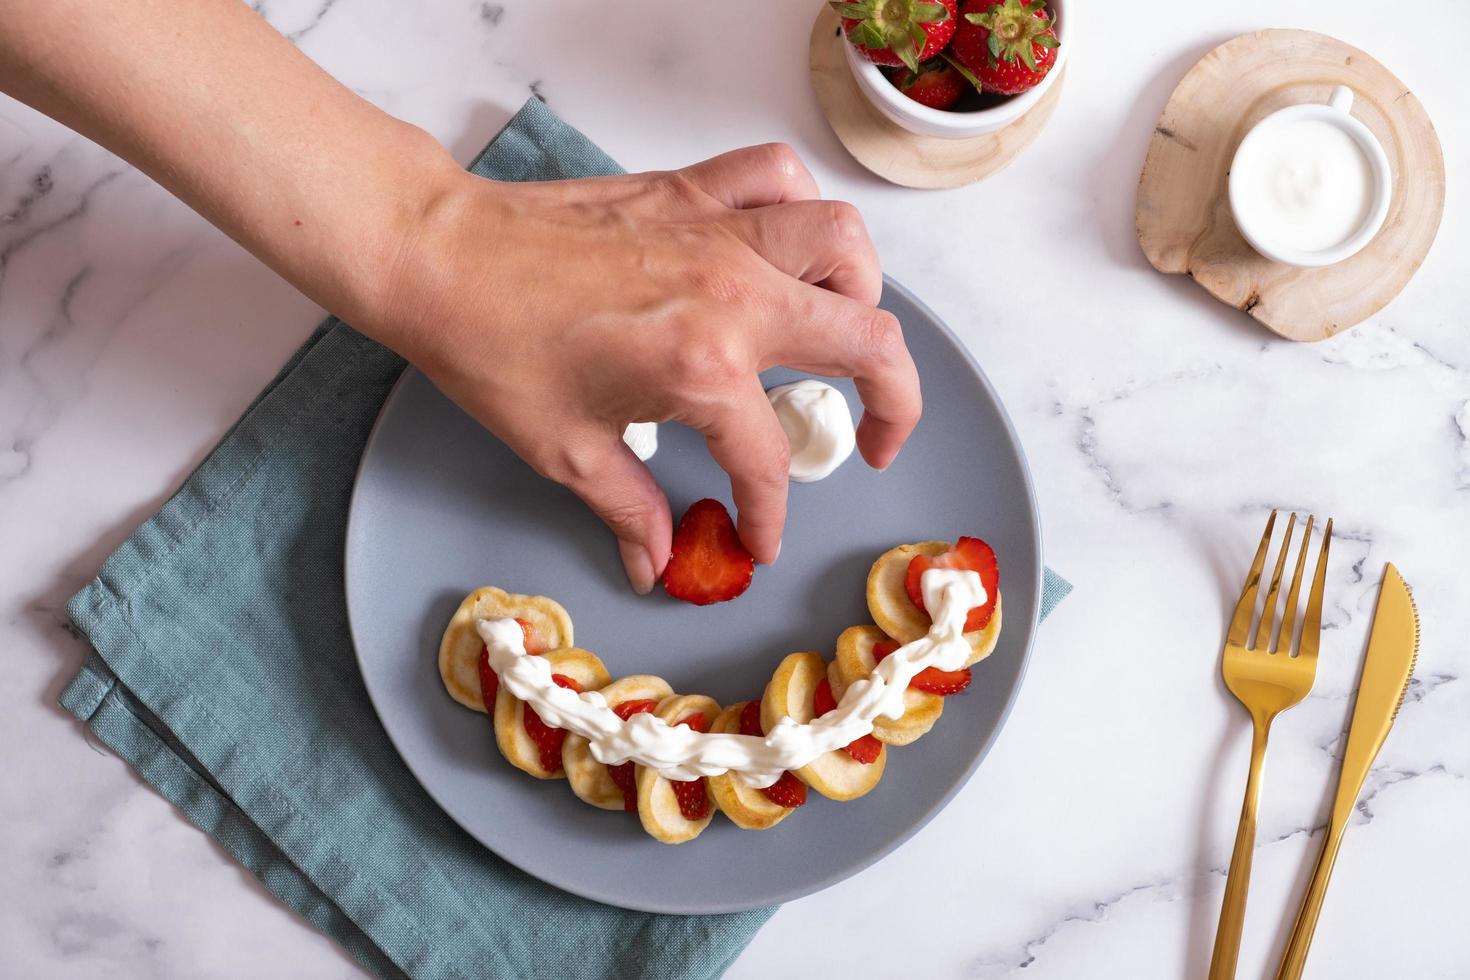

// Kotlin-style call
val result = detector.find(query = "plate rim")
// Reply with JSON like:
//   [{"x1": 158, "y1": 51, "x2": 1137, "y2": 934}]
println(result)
[{"x1": 343, "y1": 275, "x2": 1044, "y2": 914}]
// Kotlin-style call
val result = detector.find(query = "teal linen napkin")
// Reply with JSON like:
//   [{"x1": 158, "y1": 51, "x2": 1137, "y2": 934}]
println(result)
[{"x1": 60, "y1": 97, "x2": 1070, "y2": 980}]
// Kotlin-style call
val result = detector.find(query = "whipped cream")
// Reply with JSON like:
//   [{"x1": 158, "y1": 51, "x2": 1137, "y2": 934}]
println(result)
[
  {"x1": 621, "y1": 422, "x2": 658, "y2": 461},
  {"x1": 476, "y1": 567, "x2": 985, "y2": 787},
  {"x1": 1231, "y1": 117, "x2": 1373, "y2": 254},
  {"x1": 766, "y1": 380, "x2": 856, "y2": 483}
]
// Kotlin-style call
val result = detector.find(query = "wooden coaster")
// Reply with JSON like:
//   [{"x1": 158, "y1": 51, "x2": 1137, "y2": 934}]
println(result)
[
  {"x1": 1136, "y1": 29, "x2": 1445, "y2": 342},
  {"x1": 808, "y1": 6, "x2": 1065, "y2": 190}
]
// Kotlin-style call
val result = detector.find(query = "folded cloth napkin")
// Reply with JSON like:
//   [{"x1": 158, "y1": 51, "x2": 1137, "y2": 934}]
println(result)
[{"x1": 60, "y1": 97, "x2": 1071, "y2": 980}]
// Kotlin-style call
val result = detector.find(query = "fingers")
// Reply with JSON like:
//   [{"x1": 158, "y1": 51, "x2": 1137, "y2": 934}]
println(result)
[
  {"x1": 725, "y1": 200, "x2": 883, "y2": 307},
  {"x1": 761, "y1": 283, "x2": 922, "y2": 470},
  {"x1": 679, "y1": 143, "x2": 820, "y2": 209},
  {"x1": 698, "y1": 383, "x2": 791, "y2": 565},
  {"x1": 548, "y1": 433, "x2": 673, "y2": 594}
]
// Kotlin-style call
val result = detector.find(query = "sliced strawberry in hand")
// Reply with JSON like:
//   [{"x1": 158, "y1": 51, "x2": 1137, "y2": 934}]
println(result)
[
  {"x1": 904, "y1": 536, "x2": 999, "y2": 632},
  {"x1": 662, "y1": 499, "x2": 755, "y2": 606},
  {"x1": 761, "y1": 770, "x2": 808, "y2": 808},
  {"x1": 812, "y1": 678, "x2": 881, "y2": 765},
  {"x1": 522, "y1": 673, "x2": 582, "y2": 773}
]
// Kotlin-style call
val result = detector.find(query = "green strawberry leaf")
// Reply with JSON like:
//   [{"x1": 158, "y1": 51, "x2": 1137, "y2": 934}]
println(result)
[
  {"x1": 941, "y1": 50, "x2": 986, "y2": 93},
  {"x1": 987, "y1": 32, "x2": 1002, "y2": 59},
  {"x1": 913, "y1": 2, "x2": 949, "y2": 22}
]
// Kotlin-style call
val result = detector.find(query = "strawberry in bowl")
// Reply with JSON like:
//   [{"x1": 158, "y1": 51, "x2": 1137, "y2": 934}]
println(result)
[
  {"x1": 835, "y1": 0, "x2": 958, "y2": 72},
  {"x1": 836, "y1": 0, "x2": 1067, "y2": 139}
]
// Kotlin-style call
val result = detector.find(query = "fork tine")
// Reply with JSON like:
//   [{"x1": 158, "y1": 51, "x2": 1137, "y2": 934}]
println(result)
[
  {"x1": 1227, "y1": 510, "x2": 1277, "y2": 647},
  {"x1": 1274, "y1": 515, "x2": 1314, "y2": 653},
  {"x1": 1298, "y1": 518, "x2": 1332, "y2": 661},
  {"x1": 1254, "y1": 513, "x2": 1297, "y2": 650}
]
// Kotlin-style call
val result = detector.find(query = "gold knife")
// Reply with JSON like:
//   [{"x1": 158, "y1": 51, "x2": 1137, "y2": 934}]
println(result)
[{"x1": 1275, "y1": 563, "x2": 1420, "y2": 980}]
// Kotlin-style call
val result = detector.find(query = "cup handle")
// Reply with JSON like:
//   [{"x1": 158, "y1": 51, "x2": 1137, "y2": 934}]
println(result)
[{"x1": 1328, "y1": 85, "x2": 1354, "y2": 113}]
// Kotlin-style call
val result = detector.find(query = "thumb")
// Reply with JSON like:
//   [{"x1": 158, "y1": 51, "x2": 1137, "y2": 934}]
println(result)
[{"x1": 555, "y1": 433, "x2": 673, "y2": 595}]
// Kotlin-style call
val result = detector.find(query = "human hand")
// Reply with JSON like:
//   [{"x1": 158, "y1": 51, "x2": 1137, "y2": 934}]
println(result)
[{"x1": 372, "y1": 144, "x2": 922, "y2": 593}]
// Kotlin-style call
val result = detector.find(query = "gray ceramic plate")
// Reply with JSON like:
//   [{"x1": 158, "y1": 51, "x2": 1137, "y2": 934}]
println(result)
[{"x1": 345, "y1": 278, "x2": 1041, "y2": 915}]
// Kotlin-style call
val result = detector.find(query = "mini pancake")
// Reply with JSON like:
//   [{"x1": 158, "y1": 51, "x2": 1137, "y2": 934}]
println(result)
[
  {"x1": 762, "y1": 652, "x2": 885, "y2": 802},
  {"x1": 563, "y1": 674, "x2": 674, "y2": 811},
  {"x1": 439, "y1": 586, "x2": 574, "y2": 712},
  {"x1": 866, "y1": 542, "x2": 1003, "y2": 668},
  {"x1": 493, "y1": 647, "x2": 610, "y2": 780},
  {"x1": 830, "y1": 625, "x2": 943, "y2": 746},
  {"x1": 636, "y1": 694, "x2": 721, "y2": 844},
  {"x1": 706, "y1": 702, "x2": 794, "y2": 831}
]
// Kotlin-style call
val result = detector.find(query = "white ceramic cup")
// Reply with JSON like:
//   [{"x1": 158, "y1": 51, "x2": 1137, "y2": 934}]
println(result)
[
  {"x1": 1227, "y1": 85, "x2": 1392, "y2": 268},
  {"x1": 843, "y1": 0, "x2": 1069, "y2": 140}
]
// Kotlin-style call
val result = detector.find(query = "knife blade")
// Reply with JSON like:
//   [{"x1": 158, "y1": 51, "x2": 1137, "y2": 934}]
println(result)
[{"x1": 1275, "y1": 562, "x2": 1420, "y2": 980}]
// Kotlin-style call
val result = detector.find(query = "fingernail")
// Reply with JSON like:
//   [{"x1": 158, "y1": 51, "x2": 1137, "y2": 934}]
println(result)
[
  {"x1": 619, "y1": 540, "x2": 656, "y2": 595},
  {"x1": 773, "y1": 538, "x2": 782, "y2": 563}
]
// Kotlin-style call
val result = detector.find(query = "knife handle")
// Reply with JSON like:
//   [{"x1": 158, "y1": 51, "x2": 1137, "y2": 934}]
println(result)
[{"x1": 1274, "y1": 815, "x2": 1347, "y2": 980}]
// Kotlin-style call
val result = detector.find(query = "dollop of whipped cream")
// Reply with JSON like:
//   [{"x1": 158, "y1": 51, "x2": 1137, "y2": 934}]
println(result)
[
  {"x1": 766, "y1": 380, "x2": 856, "y2": 482},
  {"x1": 475, "y1": 567, "x2": 986, "y2": 787},
  {"x1": 621, "y1": 422, "x2": 658, "y2": 461}
]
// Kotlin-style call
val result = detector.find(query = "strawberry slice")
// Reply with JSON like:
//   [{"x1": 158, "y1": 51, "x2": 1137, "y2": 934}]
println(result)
[
  {"x1": 476, "y1": 619, "x2": 543, "y2": 711},
  {"x1": 843, "y1": 733, "x2": 884, "y2": 764},
  {"x1": 662, "y1": 499, "x2": 755, "y2": 606},
  {"x1": 608, "y1": 699, "x2": 659, "y2": 812},
  {"x1": 738, "y1": 700, "x2": 807, "y2": 808},
  {"x1": 522, "y1": 673, "x2": 582, "y2": 773},
  {"x1": 761, "y1": 770, "x2": 808, "y2": 808},
  {"x1": 872, "y1": 639, "x2": 973, "y2": 696},
  {"x1": 904, "y1": 536, "x2": 999, "y2": 632},
  {"x1": 738, "y1": 699, "x2": 766, "y2": 737},
  {"x1": 812, "y1": 677, "x2": 881, "y2": 765},
  {"x1": 477, "y1": 643, "x2": 499, "y2": 712},
  {"x1": 669, "y1": 711, "x2": 712, "y2": 820}
]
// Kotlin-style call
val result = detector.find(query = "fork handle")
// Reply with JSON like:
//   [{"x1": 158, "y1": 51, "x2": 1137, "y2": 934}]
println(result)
[
  {"x1": 1208, "y1": 718, "x2": 1270, "y2": 980},
  {"x1": 1274, "y1": 815, "x2": 1348, "y2": 980}
]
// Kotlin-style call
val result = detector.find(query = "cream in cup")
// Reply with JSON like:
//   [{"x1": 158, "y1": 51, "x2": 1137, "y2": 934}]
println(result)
[{"x1": 1228, "y1": 86, "x2": 1392, "y2": 268}]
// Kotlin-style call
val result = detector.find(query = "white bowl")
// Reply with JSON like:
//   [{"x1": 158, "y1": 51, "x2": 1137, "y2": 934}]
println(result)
[
  {"x1": 843, "y1": 0, "x2": 1069, "y2": 140},
  {"x1": 1227, "y1": 85, "x2": 1393, "y2": 268}
]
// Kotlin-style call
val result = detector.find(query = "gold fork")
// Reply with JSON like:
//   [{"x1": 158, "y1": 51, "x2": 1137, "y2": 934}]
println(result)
[{"x1": 1207, "y1": 511, "x2": 1332, "y2": 980}]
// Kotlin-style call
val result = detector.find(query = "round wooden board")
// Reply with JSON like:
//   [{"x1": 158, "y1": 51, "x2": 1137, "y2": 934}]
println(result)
[
  {"x1": 808, "y1": 6, "x2": 1065, "y2": 190},
  {"x1": 1136, "y1": 29, "x2": 1445, "y2": 342}
]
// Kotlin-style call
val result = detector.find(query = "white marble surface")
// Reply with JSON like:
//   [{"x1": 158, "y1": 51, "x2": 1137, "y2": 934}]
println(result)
[{"x1": 2, "y1": 0, "x2": 1467, "y2": 976}]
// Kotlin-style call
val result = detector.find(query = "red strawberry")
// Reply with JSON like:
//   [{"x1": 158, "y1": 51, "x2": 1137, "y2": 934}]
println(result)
[
  {"x1": 835, "y1": 0, "x2": 958, "y2": 72},
  {"x1": 672, "y1": 778, "x2": 711, "y2": 821},
  {"x1": 662, "y1": 499, "x2": 755, "y2": 606},
  {"x1": 812, "y1": 678, "x2": 881, "y2": 765},
  {"x1": 670, "y1": 711, "x2": 712, "y2": 820},
  {"x1": 762, "y1": 771, "x2": 809, "y2": 808},
  {"x1": 872, "y1": 638, "x2": 973, "y2": 696},
  {"x1": 612, "y1": 699, "x2": 660, "y2": 721},
  {"x1": 515, "y1": 617, "x2": 548, "y2": 655},
  {"x1": 477, "y1": 644, "x2": 499, "y2": 712},
  {"x1": 886, "y1": 58, "x2": 967, "y2": 110},
  {"x1": 910, "y1": 669, "x2": 972, "y2": 695},
  {"x1": 608, "y1": 762, "x2": 638, "y2": 813},
  {"x1": 738, "y1": 701, "x2": 807, "y2": 808},
  {"x1": 844, "y1": 733, "x2": 884, "y2": 764},
  {"x1": 950, "y1": 0, "x2": 1059, "y2": 95},
  {"x1": 522, "y1": 673, "x2": 582, "y2": 772},
  {"x1": 738, "y1": 699, "x2": 765, "y2": 738},
  {"x1": 608, "y1": 698, "x2": 659, "y2": 812},
  {"x1": 904, "y1": 536, "x2": 999, "y2": 632}
]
